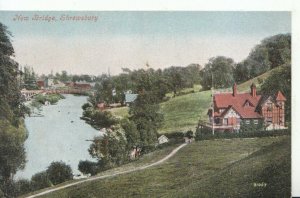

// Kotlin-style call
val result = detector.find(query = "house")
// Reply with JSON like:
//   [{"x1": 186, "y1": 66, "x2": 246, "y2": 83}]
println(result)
[
  {"x1": 158, "y1": 135, "x2": 169, "y2": 144},
  {"x1": 36, "y1": 80, "x2": 45, "y2": 89},
  {"x1": 203, "y1": 83, "x2": 286, "y2": 132}
]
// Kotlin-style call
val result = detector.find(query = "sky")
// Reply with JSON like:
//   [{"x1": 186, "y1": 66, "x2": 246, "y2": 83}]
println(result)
[{"x1": 0, "y1": 11, "x2": 291, "y2": 75}]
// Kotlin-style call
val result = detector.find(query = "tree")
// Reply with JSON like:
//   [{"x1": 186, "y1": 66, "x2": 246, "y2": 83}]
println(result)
[
  {"x1": 22, "y1": 66, "x2": 38, "y2": 90},
  {"x1": 46, "y1": 161, "x2": 73, "y2": 185},
  {"x1": 31, "y1": 171, "x2": 51, "y2": 190},
  {"x1": 200, "y1": 56, "x2": 235, "y2": 90},
  {"x1": 260, "y1": 65, "x2": 291, "y2": 122},
  {"x1": 121, "y1": 118, "x2": 140, "y2": 151},
  {"x1": 0, "y1": 23, "x2": 25, "y2": 126},
  {"x1": 0, "y1": 120, "x2": 26, "y2": 189},
  {"x1": 163, "y1": 66, "x2": 186, "y2": 96},
  {"x1": 128, "y1": 69, "x2": 164, "y2": 150},
  {"x1": 89, "y1": 125, "x2": 127, "y2": 169},
  {"x1": 234, "y1": 34, "x2": 291, "y2": 83}
]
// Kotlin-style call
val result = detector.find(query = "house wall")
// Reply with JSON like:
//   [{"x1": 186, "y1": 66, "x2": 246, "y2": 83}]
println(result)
[
  {"x1": 261, "y1": 99, "x2": 285, "y2": 126},
  {"x1": 239, "y1": 119, "x2": 264, "y2": 133}
]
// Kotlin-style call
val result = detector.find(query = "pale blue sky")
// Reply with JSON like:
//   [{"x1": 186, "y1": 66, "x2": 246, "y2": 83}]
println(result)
[{"x1": 0, "y1": 11, "x2": 291, "y2": 75}]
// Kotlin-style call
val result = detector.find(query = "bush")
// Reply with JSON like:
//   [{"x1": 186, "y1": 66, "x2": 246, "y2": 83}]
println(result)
[
  {"x1": 46, "y1": 161, "x2": 73, "y2": 185},
  {"x1": 82, "y1": 103, "x2": 92, "y2": 111},
  {"x1": 195, "y1": 128, "x2": 290, "y2": 141},
  {"x1": 81, "y1": 108, "x2": 118, "y2": 129},
  {"x1": 78, "y1": 160, "x2": 100, "y2": 176},
  {"x1": 31, "y1": 171, "x2": 52, "y2": 191},
  {"x1": 185, "y1": 130, "x2": 194, "y2": 139},
  {"x1": 14, "y1": 179, "x2": 32, "y2": 196}
]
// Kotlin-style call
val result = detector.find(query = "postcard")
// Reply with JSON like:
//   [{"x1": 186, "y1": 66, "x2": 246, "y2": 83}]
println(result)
[{"x1": 0, "y1": 3, "x2": 297, "y2": 197}]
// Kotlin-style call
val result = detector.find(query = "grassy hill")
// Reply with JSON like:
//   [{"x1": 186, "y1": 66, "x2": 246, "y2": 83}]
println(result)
[
  {"x1": 36, "y1": 135, "x2": 290, "y2": 198},
  {"x1": 109, "y1": 68, "x2": 278, "y2": 134}
]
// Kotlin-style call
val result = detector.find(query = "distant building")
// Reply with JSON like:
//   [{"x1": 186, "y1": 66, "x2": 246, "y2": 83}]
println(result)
[
  {"x1": 45, "y1": 78, "x2": 55, "y2": 87},
  {"x1": 202, "y1": 83, "x2": 286, "y2": 132},
  {"x1": 158, "y1": 135, "x2": 169, "y2": 144},
  {"x1": 73, "y1": 82, "x2": 92, "y2": 90},
  {"x1": 36, "y1": 80, "x2": 45, "y2": 89},
  {"x1": 125, "y1": 92, "x2": 138, "y2": 105}
]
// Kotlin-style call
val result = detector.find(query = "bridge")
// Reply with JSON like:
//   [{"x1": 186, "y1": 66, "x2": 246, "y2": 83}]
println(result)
[
  {"x1": 21, "y1": 89, "x2": 44, "y2": 101},
  {"x1": 21, "y1": 88, "x2": 91, "y2": 101}
]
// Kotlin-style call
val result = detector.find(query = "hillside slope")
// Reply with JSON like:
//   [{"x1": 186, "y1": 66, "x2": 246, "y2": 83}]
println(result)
[{"x1": 36, "y1": 136, "x2": 290, "y2": 198}]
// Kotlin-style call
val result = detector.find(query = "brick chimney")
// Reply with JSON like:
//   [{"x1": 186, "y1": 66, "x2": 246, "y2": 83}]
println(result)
[
  {"x1": 232, "y1": 83, "x2": 237, "y2": 96},
  {"x1": 251, "y1": 83, "x2": 256, "y2": 97}
]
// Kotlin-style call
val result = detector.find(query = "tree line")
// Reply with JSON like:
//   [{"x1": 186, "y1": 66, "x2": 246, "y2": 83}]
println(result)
[{"x1": 200, "y1": 34, "x2": 291, "y2": 90}]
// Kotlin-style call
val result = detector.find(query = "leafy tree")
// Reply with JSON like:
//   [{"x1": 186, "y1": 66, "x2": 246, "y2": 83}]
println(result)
[
  {"x1": 46, "y1": 161, "x2": 73, "y2": 185},
  {"x1": 0, "y1": 23, "x2": 25, "y2": 126},
  {"x1": 234, "y1": 34, "x2": 291, "y2": 83},
  {"x1": 262, "y1": 33, "x2": 291, "y2": 69},
  {"x1": 260, "y1": 65, "x2": 291, "y2": 122},
  {"x1": 129, "y1": 92, "x2": 163, "y2": 149},
  {"x1": 163, "y1": 66, "x2": 186, "y2": 96},
  {"x1": 89, "y1": 125, "x2": 127, "y2": 168},
  {"x1": 22, "y1": 66, "x2": 38, "y2": 90},
  {"x1": 200, "y1": 56, "x2": 235, "y2": 90},
  {"x1": 31, "y1": 171, "x2": 52, "y2": 190},
  {"x1": 0, "y1": 120, "x2": 26, "y2": 188},
  {"x1": 121, "y1": 118, "x2": 140, "y2": 150}
]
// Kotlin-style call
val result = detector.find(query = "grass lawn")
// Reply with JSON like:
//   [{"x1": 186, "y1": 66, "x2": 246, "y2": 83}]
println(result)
[{"x1": 38, "y1": 136, "x2": 290, "y2": 198}]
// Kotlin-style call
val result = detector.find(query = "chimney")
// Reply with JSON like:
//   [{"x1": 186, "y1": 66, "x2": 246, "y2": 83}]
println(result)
[
  {"x1": 251, "y1": 83, "x2": 256, "y2": 97},
  {"x1": 232, "y1": 83, "x2": 237, "y2": 96}
]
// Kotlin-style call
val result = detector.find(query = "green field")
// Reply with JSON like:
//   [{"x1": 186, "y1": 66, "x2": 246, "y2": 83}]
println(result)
[{"x1": 37, "y1": 136, "x2": 290, "y2": 198}]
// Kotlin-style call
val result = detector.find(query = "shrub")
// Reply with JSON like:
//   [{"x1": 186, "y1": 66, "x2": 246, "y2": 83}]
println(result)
[
  {"x1": 46, "y1": 161, "x2": 73, "y2": 185},
  {"x1": 185, "y1": 130, "x2": 194, "y2": 139},
  {"x1": 31, "y1": 171, "x2": 52, "y2": 191},
  {"x1": 195, "y1": 128, "x2": 290, "y2": 141},
  {"x1": 78, "y1": 160, "x2": 100, "y2": 176},
  {"x1": 14, "y1": 179, "x2": 32, "y2": 196}
]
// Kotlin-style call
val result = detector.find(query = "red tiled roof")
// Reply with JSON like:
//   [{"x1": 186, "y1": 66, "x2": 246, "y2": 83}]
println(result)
[
  {"x1": 213, "y1": 92, "x2": 262, "y2": 118},
  {"x1": 276, "y1": 91, "x2": 286, "y2": 101}
]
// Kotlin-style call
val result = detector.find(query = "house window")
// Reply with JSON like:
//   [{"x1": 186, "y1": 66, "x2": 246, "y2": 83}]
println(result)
[
  {"x1": 253, "y1": 120, "x2": 258, "y2": 125},
  {"x1": 237, "y1": 118, "x2": 241, "y2": 125},
  {"x1": 266, "y1": 117, "x2": 272, "y2": 123},
  {"x1": 267, "y1": 103, "x2": 273, "y2": 111},
  {"x1": 245, "y1": 120, "x2": 250, "y2": 124}
]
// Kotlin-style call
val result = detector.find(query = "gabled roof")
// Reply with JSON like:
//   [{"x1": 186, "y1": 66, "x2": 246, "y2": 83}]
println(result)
[
  {"x1": 276, "y1": 91, "x2": 286, "y2": 101},
  {"x1": 214, "y1": 92, "x2": 262, "y2": 119},
  {"x1": 221, "y1": 105, "x2": 242, "y2": 118}
]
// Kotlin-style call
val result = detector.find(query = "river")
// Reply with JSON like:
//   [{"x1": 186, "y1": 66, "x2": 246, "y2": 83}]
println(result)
[{"x1": 16, "y1": 94, "x2": 101, "y2": 179}]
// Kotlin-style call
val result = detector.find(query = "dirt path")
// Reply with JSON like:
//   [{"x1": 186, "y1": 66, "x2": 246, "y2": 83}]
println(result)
[{"x1": 26, "y1": 143, "x2": 187, "y2": 198}]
